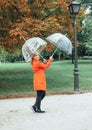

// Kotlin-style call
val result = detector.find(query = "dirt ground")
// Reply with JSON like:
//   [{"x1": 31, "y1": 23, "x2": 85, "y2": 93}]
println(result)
[{"x1": 0, "y1": 92, "x2": 92, "y2": 130}]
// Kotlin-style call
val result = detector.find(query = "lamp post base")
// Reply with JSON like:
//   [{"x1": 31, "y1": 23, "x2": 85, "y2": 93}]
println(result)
[{"x1": 74, "y1": 68, "x2": 79, "y2": 91}]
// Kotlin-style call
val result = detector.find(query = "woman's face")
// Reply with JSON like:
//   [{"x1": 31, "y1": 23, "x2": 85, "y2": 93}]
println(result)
[{"x1": 34, "y1": 53, "x2": 40, "y2": 60}]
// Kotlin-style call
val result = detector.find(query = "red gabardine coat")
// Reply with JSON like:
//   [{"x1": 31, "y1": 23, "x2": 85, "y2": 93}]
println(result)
[{"x1": 31, "y1": 59, "x2": 52, "y2": 90}]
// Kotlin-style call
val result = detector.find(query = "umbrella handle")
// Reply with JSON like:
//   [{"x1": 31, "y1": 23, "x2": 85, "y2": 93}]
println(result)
[
  {"x1": 52, "y1": 39, "x2": 60, "y2": 56},
  {"x1": 51, "y1": 47, "x2": 58, "y2": 57},
  {"x1": 39, "y1": 53, "x2": 47, "y2": 61},
  {"x1": 51, "y1": 41, "x2": 61, "y2": 57}
]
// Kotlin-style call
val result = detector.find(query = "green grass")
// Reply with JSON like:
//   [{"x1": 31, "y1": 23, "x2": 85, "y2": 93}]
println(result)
[{"x1": 0, "y1": 60, "x2": 92, "y2": 98}]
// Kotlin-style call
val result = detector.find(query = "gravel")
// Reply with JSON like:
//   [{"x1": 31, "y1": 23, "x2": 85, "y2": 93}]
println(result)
[{"x1": 0, "y1": 93, "x2": 92, "y2": 130}]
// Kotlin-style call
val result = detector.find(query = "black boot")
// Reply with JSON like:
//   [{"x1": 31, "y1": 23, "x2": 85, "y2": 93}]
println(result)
[
  {"x1": 36, "y1": 109, "x2": 45, "y2": 113},
  {"x1": 32, "y1": 105, "x2": 37, "y2": 112}
]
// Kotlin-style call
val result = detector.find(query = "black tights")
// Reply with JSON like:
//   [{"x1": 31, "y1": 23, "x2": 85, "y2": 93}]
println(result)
[{"x1": 34, "y1": 90, "x2": 46, "y2": 110}]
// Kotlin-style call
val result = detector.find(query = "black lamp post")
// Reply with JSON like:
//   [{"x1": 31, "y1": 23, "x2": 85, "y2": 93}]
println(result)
[{"x1": 69, "y1": 0, "x2": 81, "y2": 91}]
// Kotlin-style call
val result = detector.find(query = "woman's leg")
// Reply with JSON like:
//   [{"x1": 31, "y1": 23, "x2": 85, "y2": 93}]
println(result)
[
  {"x1": 35, "y1": 90, "x2": 42, "y2": 110},
  {"x1": 41, "y1": 90, "x2": 46, "y2": 100},
  {"x1": 32, "y1": 91, "x2": 41, "y2": 112},
  {"x1": 33, "y1": 90, "x2": 46, "y2": 113}
]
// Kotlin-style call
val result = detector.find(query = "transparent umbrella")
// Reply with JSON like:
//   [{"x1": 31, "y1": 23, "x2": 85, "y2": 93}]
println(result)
[
  {"x1": 22, "y1": 37, "x2": 47, "y2": 62},
  {"x1": 46, "y1": 33, "x2": 72, "y2": 56}
]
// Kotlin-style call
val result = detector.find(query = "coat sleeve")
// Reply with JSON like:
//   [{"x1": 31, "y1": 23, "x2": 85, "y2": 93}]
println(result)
[{"x1": 37, "y1": 59, "x2": 52, "y2": 69}]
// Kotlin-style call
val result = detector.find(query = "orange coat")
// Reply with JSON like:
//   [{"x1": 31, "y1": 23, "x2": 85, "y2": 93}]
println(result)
[{"x1": 31, "y1": 59, "x2": 52, "y2": 90}]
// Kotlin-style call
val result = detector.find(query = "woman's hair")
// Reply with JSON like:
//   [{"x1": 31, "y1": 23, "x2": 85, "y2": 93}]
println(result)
[{"x1": 31, "y1": 53, "x2": 37, "y2": 65}]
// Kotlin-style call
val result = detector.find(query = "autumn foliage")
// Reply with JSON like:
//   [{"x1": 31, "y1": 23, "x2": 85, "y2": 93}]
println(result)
[{"x1": 0, "y1": 0, "x2": 84, "y2": 52}]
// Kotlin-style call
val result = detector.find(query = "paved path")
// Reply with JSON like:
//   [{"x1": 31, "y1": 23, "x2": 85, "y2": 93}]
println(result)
[{"x1": 0, "y1": 93, "x2": 92, "y2": 130}]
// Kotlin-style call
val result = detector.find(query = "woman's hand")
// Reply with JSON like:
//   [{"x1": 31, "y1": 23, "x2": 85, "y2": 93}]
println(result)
[
  {"x1": 49, "y1": 56, "x2": 53, "y2": 61},
  {"x1": 43, "y1": 59, "x2": 47, "y2": 63}
]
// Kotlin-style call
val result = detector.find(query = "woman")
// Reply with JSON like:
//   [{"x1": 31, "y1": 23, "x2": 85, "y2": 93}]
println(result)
[{"x1": 31, "y1": 53, "x2": 53, "y2": 113}]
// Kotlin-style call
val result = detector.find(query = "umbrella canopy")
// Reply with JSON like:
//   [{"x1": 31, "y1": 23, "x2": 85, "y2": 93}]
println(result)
[
  {"x1": 46, "y1": 33, "x2": 72, "y2": 54},
  {"x1": 22, "y1": 37, "x2": 47, "y2": 62}
]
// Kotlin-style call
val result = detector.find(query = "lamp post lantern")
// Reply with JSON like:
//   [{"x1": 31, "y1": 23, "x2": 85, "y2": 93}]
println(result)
[{"x1": 69, "y1": 0, "x2": 81, "y2": 91}]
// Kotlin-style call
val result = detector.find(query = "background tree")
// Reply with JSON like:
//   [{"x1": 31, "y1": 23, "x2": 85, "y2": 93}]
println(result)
[
  {"x1": 0, "y1": 0, "x2": 85, "y2": 61},
  {"x1": 0, "y1": 0, "x2": 40, "y2": 52},
  {"x1": 77, "y1": 0, "x2": 92, "y2": 56}
]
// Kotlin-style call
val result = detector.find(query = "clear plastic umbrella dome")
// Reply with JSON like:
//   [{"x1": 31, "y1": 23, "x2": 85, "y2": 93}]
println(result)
[
  {"x1": 22, "y1": 37, "x2": 47, "y2": 62},
  {"x1": 46, "y1": 33, "x2": 72, "y2": 55}
]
